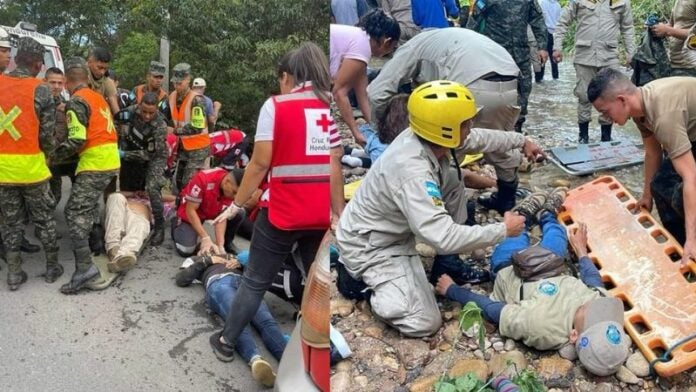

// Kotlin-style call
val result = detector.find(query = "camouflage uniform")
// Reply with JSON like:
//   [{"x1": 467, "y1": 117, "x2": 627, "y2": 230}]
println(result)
[
  {"x1": 48, "y1": 94, "x2": 78, "y2": 203},
  {"x1": 554, "y1": 0, "x2": 635, "y2": 141},
  {"x1": 0, "y1": 37, "x2": 62, "y2": 289},
  {"x1": 468, "y1": 0, "x2": 548, "y2": 132},
  {"x1": 117, "y1": 104, "x2": 168, "y2": 229}
]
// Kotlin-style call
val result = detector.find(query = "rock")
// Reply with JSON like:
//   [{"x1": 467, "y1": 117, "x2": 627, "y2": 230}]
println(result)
[
  {"x1": 364, "y1": 326, "x2": 383, "y2": 339},
  {"x1": 395, "y1": 339, "x2": 431, "y2": 370},
  {"x1": 574, "y1": 380, "x2": 595, "y2": 392},
  {"x1": 443, "y1": 321, "x2": 460, "y2": 343},
  {"x1": 488, "y1": 350, "x2": 528, "y2": 379},
  {"x1": 331, "y1": 371, "x2": 352, "y2": 392},
  {"x1": 415, "y1": 243, "x2": 437, "y2": 258},
  {"x1": 443, "y1": 311, "x2": 453, "y2": 321},
  {"x1": 558, "y1": 344, "x2": 578, "y2": 361},
  {"x1": 537, "y1": 355, "x2": 574, "y2": 388},
  {"x1": 492, "y1": 341, "x2": 504, "y2": 352},
  {"x1": 484, "y1": 339, "x2": 492, "y2": 350},
  {"x1": 519, "y1": 159, "x2": 532, "y2": 173},
  {"x1": 331, "y1": 298, "x2": 354, "y2": 317},
  {"x1": 439, "y1": 343, "x2": 452, "y2": 351},
  {"x1": 625, "y1": 352, "x2": 650, "y2": 378},
  {"x1": 354, "y1": 375, "x2": 368, "y2": 389},
  {"x1": 616, "y1": 366, "x2": 640, "y2": 385},
  {"x1": 409, "y1": 375, "x2": 439, "y2": 392},
  {"x1": 463, "y1": 323, "x2": 480, "y2": 338},
  {"x1": 474, "y1": 349, "x2": 484, "y2": 359},
  {"x1": 504, "y1": 339, "x2": 516, "y2": 351},
  {"x1": 595, "y1": 382, "x2": 613, "y2": 392},
  {"x1": 383, "y1": 355, "x2": 400, "y2": 372},
  {"x1": 549, "y1": 178, "x2": 571, "y2": 188},
  {"x1": 335, "y1": 360, "x2": 352, "y2": 373},
  {"x1": 448, "y1": 359, "x2": 489, "y2": 381}
]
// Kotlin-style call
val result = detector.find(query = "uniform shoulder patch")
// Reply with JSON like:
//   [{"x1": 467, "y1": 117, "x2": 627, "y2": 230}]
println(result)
[
  {"x1": 537, "y1": 281, "x2": 558, "y2": 296},
  {"x1": 425, "y1": 180, "x2": 443, "y2": 207}
]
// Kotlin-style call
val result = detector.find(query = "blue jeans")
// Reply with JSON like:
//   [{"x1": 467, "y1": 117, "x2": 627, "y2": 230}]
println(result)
[
  {"x1": 206, "y1": 274, "x2": 287, "y2": 362},
  {"x1": 490, "y1": 212, "x2": 568, "y2": 277}
]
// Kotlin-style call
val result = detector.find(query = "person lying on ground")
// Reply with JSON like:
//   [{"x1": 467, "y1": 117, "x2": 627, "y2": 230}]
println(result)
[
  {"x1": 104, "y1": 191, "x2": 176, "y2": 272},
  {"x1": 435, "y1": 190, "x2": 631, "y2": 376},
  {"x1": 175, "y1": 254, "x2": 287, "y2": 387},
  {"x1": 171, "y1": 167, "x2": 260, "y2": 257}
]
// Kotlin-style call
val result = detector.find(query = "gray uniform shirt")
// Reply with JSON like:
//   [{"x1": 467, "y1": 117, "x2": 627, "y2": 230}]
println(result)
[
  {"x1": 367, "y1": 28, "x2": 519, "y2": 124},
  {"x1": 553, "y1": 0, "x2": 635, "y2": 67},
  {"x1": 337, "y1": 128, "x2": 526, "y2": 277}
]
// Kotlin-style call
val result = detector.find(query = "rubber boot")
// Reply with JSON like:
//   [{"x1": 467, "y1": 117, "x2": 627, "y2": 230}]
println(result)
[
  {"x1": 477, "y1": 178, "x2": 518, "y2": 214},
  {"x1": 601, "y1": 124, "x2": 612, "y2": 142},
  {"x1": 150, "y1": 218, "x2": 165, "y2": 247},
  {"x1": 6, "y1": 251, "x2": 27, "y2": 291},
  {"x1": 578, "y1": 122, "x2": 589, "y2": 144},
  {"x1": 60, "y1": 246, "x2": 99, "y2": 294},
  {"x1": 20, "y1": 236, "x2": 40, "y2": 253},
  {"x1": 44, "y1": 250, "x2": 64, "y2": 283}
]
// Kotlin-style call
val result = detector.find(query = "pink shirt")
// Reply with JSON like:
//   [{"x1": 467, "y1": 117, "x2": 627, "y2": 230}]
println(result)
[{"x1": 329, "y1": 24, "x2": 372, "y2": 79}]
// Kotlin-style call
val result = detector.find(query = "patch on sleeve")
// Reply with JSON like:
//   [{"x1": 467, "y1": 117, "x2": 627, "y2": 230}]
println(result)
[
  {"x1": 190, "y1": 184, "x2": 201, "y2": 198},
  {"x1": 424, "y1": 181, "x2": 443, "y2": 207}
]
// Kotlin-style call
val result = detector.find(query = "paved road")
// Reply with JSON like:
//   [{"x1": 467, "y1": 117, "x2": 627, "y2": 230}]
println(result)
[{"x1": 0, "y1": 183, "x2": 297, "y2": 392}]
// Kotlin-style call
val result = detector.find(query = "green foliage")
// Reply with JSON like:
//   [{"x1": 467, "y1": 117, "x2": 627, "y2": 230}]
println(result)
[
  {"x1": 435, "y1": 373, "x2": 493, "y2": 392},
  {"x1": 459, "y1": 301, "x2": 486, "y2": 352},
  {"x1": 112, "y1": 32, "x2": 159, "y2": 90},
  {"x1": 511, "y1": 368, "x2": 546, "y2": 392}
]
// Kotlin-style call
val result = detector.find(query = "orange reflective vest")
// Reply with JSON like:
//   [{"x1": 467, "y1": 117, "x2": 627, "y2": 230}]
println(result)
[
  {"x1": 72, "y1": 87, "x2": 120, "y2": 174},
  {"x1": 169, "y1": 90, "x2": 210, "y2": 151},
  {"x1": 134, "y1": 84, "x2": 167, "y2": 104},
  {"x1": 0, "y1": 74, "x2": 52, "y2": 185}
]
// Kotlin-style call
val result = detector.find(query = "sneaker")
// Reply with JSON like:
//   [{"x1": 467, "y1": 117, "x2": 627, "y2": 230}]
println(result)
[
  {"x1": 210, "y1": 331, "x2": 235, "y2": 362},
  {"x1": 539, "y1": 187, "x2": 568, "y2": 217},
  {"x1": 449, "y1": 263, "x2": 491, "y2": 285},
  {"x1": 250, "y1": 357, "x2": 276, "y2": 387},
  {"x1": 512, "y1": 191, "x2": 547, "y2": 223},
  {"x1": 431, "y1": 255, "x2": 491, "y2": 285}
]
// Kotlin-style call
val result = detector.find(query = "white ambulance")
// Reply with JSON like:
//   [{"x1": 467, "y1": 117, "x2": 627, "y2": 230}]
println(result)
[{"x1": 1, "y1": 21, "x2": 63, "y2": 76}]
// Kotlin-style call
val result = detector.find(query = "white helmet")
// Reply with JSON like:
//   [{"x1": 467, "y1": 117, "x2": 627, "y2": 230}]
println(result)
[{"x1": 0, "y1": 27, "x2": 10, "y2": 49}]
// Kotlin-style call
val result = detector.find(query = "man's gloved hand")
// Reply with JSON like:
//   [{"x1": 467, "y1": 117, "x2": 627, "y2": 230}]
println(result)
[
  {"x1": 197, "y1": 236, "x2": 217, "y2": 256},
  {"x1": 212, "y1": 203, "x2": 243, "y2": 225}
]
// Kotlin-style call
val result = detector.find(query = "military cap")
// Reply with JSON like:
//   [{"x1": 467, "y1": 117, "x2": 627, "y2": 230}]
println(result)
[
  {"x1": 16, "y1": 36, "x2": 44, "y2": 58},
  {"x1": 149, "y1": 60, "x2": 166, "y2": 76},
  {"x1": 170, "y1": 62, "x2": 191, "y2": 83},
  {"x1": 0, "y1": 27, "x2": 10, "y2": 49},
  {"x1": 64, "y1": 57, "x2": 88, "y2": 72}
]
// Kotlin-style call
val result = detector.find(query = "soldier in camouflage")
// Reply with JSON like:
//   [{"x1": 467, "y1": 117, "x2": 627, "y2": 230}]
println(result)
[
  {"x1": 0, "y1": 37, "x2": 62, "y2": 290},
  {"x1": 115, "y1": 91, "x2": 169, "y2": 246},
  {"x1": 467, "y1": 0, "x2": 548, "y2": 133},
  {"x1": 553, "y1": 0, "x2": 635, "y2": 143},
  {"x1": 53, "y1": 57, "x2": 120, "y2": 294}
]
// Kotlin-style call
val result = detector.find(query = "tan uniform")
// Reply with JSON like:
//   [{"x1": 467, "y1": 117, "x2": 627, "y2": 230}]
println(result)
[
  {"x1": 635, "y1": 77, "x2": 696, "y2": 159},
  {"x1": 337, "y1": 128, "x2": 526, "y2": 336},
  {"x1": 492, "y1": 266, "x2": 603, "y2": 350},
  {"x1": 668, "y1": 0, "x2": 696, "y2": 73},
  {"x1": 88, "y1": 71, "x2": 117, "y2": 101},
  {"x1": 554, "y1": 0, "x2": 635, "y2": 124},
  {"x1": 368, "y1": 28, "x2": 522, "y2": 181},
  {"x1": 380, "y1": 0, "x2": 420, "y2": 43}
]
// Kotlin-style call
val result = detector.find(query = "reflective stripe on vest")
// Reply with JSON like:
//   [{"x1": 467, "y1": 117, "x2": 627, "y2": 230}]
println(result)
[
  {"x1": 72, "y1": 87, "x2": 120, "y2": 174},
  {"x1": 169, "y1": 90, "x2": 210, "y2": 151},
  {"x1": 0, "y1": 74, "x2": 51, "y2": 185},
  {"x1": 264, "y1": 85, "x2": 331, "y2": 230}
]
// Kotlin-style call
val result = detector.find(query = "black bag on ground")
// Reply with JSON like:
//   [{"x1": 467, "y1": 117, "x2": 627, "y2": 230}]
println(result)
[{"x1": 512, "y1": 245, "x2": 567, "y2": 282}]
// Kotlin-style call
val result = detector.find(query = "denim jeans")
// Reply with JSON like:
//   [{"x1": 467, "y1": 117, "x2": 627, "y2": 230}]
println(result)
[
  {"x1": 206, "y1": 274, "x2": 287, "y2": 362},
  {"x1": 221, "y1": 208, "x2": 325, "y2": 349},
  {"x1": 490, "y1": 212, "x2": 568, "y2": 277}
]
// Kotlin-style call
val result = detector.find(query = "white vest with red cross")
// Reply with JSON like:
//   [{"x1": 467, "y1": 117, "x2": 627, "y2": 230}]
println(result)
[{"x1": 259, "y1": 85, "x2": 332, "y2": 230}]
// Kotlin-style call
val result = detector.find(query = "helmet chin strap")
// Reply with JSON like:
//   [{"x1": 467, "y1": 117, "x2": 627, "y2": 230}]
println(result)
[{"x1": 450, "y1": 148, "x2": 462, "y2": 181}]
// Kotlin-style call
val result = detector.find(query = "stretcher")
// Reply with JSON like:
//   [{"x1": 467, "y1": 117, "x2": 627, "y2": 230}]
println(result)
[
  {"x1": 344, "y1": 154, "x2": 485, "y2": 200},
  {"x1": 546, "y1": 141, "x2": 643, "y2": 176},
  {"x1": 559, "y1": 176, "x2": 696, "y2": 377}
]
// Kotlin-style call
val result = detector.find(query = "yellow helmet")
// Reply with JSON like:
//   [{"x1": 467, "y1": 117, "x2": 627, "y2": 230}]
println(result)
[
  {"x1": 407, "y1": 80, "x2": 477, "y2": 148},
  {"x1": 190, "y1": 105, "x2": 206, "y2": 129}
]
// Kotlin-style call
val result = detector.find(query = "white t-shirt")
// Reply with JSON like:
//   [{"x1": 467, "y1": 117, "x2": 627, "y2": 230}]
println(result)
[{"x1": 329, "y1": 24, "x2": 372, "y2": 79}]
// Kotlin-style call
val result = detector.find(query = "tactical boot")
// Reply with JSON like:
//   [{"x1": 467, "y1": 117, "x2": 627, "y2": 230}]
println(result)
[
  {"x1": 578, "y1": 122, "x2": 589, "y2": 144},
  {"x1": 88, "y1": 223, "x2": 106, "y2": 255},
  {"x1": 512, "y1": 191, "x2": 547, "y2": 225},
  {"x1": 539, "y1": 187, "x2": 569, "y2": 218},
  {"x1": 430, "y1": 255, "x2": 491, "y2": 286},
  {"x1": 174, "y1": 257, "x2": 209, "y2": 287},
  {"x1": 44, "y1": 250, "x2": 64, "y2": 283},
  {"x1": 6, "y1": 251, "x2": 27, "y2": 291},
  {"x1": 20, "y1": 236, "x2": 40, "y2": 253},
  {"x1": 600, "y1": 124, "x2": 612, "y2": 142},
  {"x1": 478, "y1": 178, "x2": 519, "y2": 214},
  {"x1": 150, "y1": 223, "x2": 165, "y2": 247},
  {"x1": 60, "y1": 246, "x2": 100, "y2": 295}
]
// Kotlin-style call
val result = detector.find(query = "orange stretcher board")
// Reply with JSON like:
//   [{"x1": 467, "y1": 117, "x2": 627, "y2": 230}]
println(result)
[{"x1": 558, "y1": 176, "x2": 696, "y2": 377}]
